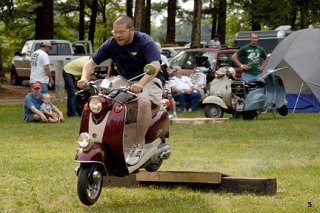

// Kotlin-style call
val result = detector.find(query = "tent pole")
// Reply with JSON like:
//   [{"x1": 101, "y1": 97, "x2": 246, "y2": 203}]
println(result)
[{"x1": 293, "y1": 82, "x2": 304, "y2": 113}]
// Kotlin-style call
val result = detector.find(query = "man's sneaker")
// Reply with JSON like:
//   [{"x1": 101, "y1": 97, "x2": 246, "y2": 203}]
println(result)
[{"x1": 126, "y1": 144, "x2": 144, "y2": 166}]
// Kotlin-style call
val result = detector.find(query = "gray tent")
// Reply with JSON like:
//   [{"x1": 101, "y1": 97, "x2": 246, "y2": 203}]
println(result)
[{"x1": 264, "y1": 28, "x2": 320, "y2": 112}]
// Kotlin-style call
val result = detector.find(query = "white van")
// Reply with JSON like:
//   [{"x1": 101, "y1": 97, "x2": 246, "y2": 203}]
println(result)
[{"x1": 234, "y1": 27, "x2": 293, "y2": 53}]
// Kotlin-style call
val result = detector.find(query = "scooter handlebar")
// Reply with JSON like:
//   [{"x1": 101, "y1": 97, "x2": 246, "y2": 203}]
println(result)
[
  {"x1": 75, "y1": 81, "x2": 99, "y2": 95},
  {"x1": 261, "y1": 67, "x2": 288, "y2": 79},
  {"x1": 107, "y1": 86, "x2": 138, "y2": 99}
]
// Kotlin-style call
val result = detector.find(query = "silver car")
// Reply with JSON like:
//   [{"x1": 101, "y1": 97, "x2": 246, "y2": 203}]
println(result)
[{"x1": 161, "y1": 47, "x2": 185, "y2": 61}]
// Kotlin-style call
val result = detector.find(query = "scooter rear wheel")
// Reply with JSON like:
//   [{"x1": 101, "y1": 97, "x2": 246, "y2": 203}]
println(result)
[
  {"x1": 204, "y1": 104, "x2": 224, "y2": 118},
  {"x1": 77, "y1": 164, "x2": 103, "y2": 206},
  {"x1": 145, "y1": 159, "x2": 163, "y2": 172}
]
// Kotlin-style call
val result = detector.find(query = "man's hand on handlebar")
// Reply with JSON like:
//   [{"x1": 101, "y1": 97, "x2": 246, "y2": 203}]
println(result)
[
  {"x1": 77, "y1": 79, "x2": 88, "y2": 89},
  {"x1": 130, "y1": 83, "x2": 143, "y2": 93}
]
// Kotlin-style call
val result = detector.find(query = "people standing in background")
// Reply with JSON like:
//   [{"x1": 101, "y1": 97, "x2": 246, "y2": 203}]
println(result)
[
  {"x1": 232, "y1": 32, "x2": 268, "y2": 82},
  {"x1": 63, "y1": 56, "x2": 90, "y2": 117},
  {"x1": 30, "y1": 41, "x2": 54, "y2": 93},
  {"x1": 208, "y1": 34, "x2": 221, "y2": 49}
]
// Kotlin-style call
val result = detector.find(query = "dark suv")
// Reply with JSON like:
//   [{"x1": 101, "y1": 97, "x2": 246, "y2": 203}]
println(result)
[{"x1": 168, "y1": 47, "x2": 242, "y2": 81}]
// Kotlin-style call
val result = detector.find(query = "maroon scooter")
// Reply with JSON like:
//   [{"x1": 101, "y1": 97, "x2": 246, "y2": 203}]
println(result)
[{"x1": 74, "y1": 65, "x2": 171, "y2": 206}]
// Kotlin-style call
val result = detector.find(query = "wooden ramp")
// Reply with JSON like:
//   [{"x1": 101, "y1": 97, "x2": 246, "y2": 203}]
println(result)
[
  {"x1": 103, "y1": 171, "x2": 277, "y2": 195},
  {"x1": 170, "y1": 117, "x2": 229, "y2": 125}
]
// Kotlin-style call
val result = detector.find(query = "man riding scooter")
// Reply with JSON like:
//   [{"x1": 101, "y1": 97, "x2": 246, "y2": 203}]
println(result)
[{"x1": 77, "y1": 15, "x2": 164, "y2": 166}]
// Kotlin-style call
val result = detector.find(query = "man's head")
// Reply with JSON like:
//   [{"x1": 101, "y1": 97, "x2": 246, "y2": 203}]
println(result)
[
  {"x1": 250, "y1": 33, "x2": 259, "y2": 46},
  {"x1": 40, "y1": 41, "x2": 52, "y2": 52},
  {"x1": 112, "y1": 16, "x2": 135, "y2": 46},
  {"x1": 174, "y1": 66, "x2": 183, "y2": 78},
  {"x1": 213, "y1": 34, "x2": 221, "y2": 41},
  {"x1": 31, "y1": 81, "x2": 42, "y2": 96}
]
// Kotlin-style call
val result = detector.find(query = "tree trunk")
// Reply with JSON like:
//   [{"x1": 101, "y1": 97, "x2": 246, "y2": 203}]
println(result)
[
  {"x1": 79, "y1": 0, "x2": 85, "y2": 40},
  {"x1": 35, "y1": 0, "x2": 53, "y2": 39},
  {"x1": 144, "y1": 0, "x2": 151, "y2": 35},
  {"x1": 191, "y1": 0, "x2": 202, "y2": 48},
  {"x1": 140, "y1": 0, "x2": 146, "y2": 32},
  {"x1": 251, "y1": 22, "x2": 261, "y2": 31},
  {"x1": 217, "y1": 0, "x2": 226, "y2": 45},
  {"x1": 289, "y1": 6, "x2": 297, "y2": 30},
  {"x1": 134, "y1": 0, "x2": 143, "y2": 31},
  {"x1": 99, "y1": 0, "x2": 108, "y2": 42},
  {"x1": 300, "y1": 0, "x2": 309, "y2": 28},
  {"x1": 88, "y1": 0, "x2": 98, "y2": 46},
  {"x1": 126, "y1": 0, "x2": 133, "y2": 18},
  {"x1": 0, "y1": 56, "x2": 4, "y2": 77},
  {"x1": 210, "y1": 0, "x2": 218, "y2": 39},
  {"x1": 166, "y1": 0, "x2": 176, "y2": 44},
  {"x1": 249, "y1": 0, "x2": 261, "y2": 31}
]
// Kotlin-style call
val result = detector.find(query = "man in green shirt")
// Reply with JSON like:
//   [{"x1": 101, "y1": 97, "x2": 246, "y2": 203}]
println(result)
[{"x1": 232, "y1": 32, "x2": 268, "y2": 82}]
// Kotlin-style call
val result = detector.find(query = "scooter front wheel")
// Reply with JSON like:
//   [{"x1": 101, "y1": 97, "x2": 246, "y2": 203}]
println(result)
[
  {"x1": 277, "y1": 105, "x2": 288, "y2": 116},
  {"x1": 77, "y1": 164, "x2": 103, "y2": 206},
  {"x1": 204, "y1": 104, "x2": 224, "y2": 118},
  {"x1": 242, "y1": 110, "x2": 258, "y2": 120}
]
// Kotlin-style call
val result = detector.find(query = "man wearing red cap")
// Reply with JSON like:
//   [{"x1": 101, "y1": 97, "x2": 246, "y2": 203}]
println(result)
[{"x1": 24, "y1": 81, "x2": 63, "y2": 123}]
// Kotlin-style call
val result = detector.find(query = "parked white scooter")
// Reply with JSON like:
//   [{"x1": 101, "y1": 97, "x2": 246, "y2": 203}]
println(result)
[{"x1": 202, "y1": 67, "x2": 235, "y2": 117}]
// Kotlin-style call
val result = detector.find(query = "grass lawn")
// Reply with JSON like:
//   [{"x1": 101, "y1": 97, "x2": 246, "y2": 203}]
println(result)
[{"x1": 0, "y1": 102, "x2": 320, "y2": 212}]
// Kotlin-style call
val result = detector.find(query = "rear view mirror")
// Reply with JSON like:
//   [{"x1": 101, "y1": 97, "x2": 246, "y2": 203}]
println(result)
[{"x1": 144, "y1": 64, "x2": 156, "y2": 75}]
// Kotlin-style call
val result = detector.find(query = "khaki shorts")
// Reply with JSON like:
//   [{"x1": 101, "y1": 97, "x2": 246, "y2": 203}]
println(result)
[{"x1": 110, "y1": 76, "x2": 163, "y2": 107}]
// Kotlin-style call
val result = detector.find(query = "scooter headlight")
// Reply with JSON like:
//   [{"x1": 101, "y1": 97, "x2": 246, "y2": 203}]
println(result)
[
  {"x1": 77, "y1": 132, "x2": 93, "y2": 150},
  {"x1": 89, "y1": 97, "x2": 102, "y2": 113}
]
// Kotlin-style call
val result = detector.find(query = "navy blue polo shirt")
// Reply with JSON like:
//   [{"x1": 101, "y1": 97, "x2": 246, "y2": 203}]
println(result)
[{"x1": 92, "y1": 32, "x2": 164, "y2": 83}]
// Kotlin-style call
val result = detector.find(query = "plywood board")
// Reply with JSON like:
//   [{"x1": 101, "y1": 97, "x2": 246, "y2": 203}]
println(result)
[
  {"x1": 102, "y1": 170, "x2": 277, "y2": 195},
  {"x1": 171, "y1": 117, "x2": 229, "y2": 125},
  {"x1": 219, "y1": 176, "x2": 277, "y2": 195},
  {"x1": 136, "y1": 171, "x2": 222, "y2": 184}
]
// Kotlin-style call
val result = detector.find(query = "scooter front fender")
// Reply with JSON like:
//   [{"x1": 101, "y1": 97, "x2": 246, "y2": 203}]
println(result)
[
  {"x1": 265, "y1": 75, "x2": 287, "y2": 107},
  {"x1": 244, "y1": 89, "x2": 267, "y2": 111},
  {"x1": 75, "y1": 143, "x2": 106, "y2": 166},
  {"x1": 203, "y1": 96, "x2": 228, "y2": 109}
]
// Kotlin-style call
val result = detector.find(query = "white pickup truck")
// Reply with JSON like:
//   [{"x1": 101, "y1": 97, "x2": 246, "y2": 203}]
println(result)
[{"x1": 10, "y1": 40, "x2": 107, "y2": 85}]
